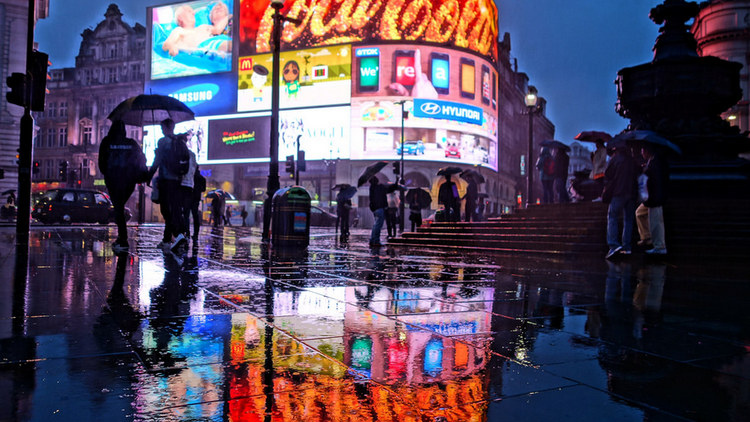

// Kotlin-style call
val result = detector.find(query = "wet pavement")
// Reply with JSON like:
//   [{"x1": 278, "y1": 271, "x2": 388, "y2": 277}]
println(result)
[{"x1": 0, "y1": 224, "x2": 748, "y2": 421}]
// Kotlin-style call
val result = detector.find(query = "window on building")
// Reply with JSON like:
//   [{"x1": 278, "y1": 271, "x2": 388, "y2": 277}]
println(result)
[
  {"x1": 44, "y1": 159, "x2": 54, "y2": 179},
  {"x1": 34, "y1": 131, "x2": 44, "y2": 148},
  {"x1": 47, "y1": 102, "x2": 57, "y2": 118},
  {"x1": 106, "y1": 97, "x2": 116, "y2": 114},
  {"x1": 128, "y1": 127, "x2": 140, "y2": 140},
  {"x1": 81, "y1": 125, "x2": 92, "y2": 145},
  {"x1": 58, "y1": 127, "x2": 67, "y2": 147},
  {"x1": 81, "y1": 101, "x2": 92, "y2": 118},
  {"x1": 58, "y1": 159, "x2": 66, "y2": 180},
  {"x1": 84, "y1": 69, "x2": 92, "y2": 85},
  {"x1": 109, "y1": 43, "x2": 117, "y2": 59},
  {"x1": 46, "y1": 128, "x2": 55, "y2": 148},
  {"x1": 59, "y1": 101, "x2": 67, "y2": 117},
  {"x1": 82, "y1": 158, "x2": 91, "y2": 177},
  {"x1": 131, "y1": 64, "x2": 141, "y2": 81},
  {"x1": 107, "y1": 67, "x2": 117, "y2": 83}
]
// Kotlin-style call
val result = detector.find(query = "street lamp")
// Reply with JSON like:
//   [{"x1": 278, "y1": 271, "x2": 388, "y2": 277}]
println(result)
[
  {"x1": 262, "y1": 0, "x2": 301, "y2": 242},
  {"x1": 524, "y1": 86, "x2": 540, "y2": 208},
  {"x1": 395, "y1": 100, "x2": 411, "y2": 232}
]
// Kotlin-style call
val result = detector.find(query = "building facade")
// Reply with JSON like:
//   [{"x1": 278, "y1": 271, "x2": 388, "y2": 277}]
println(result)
[
  {"x1": 0, "y1": 0, "x2": 48, "y2": 198},
  {"x1": 33, "y1": 4, "x2": 146, "y2": 198}
]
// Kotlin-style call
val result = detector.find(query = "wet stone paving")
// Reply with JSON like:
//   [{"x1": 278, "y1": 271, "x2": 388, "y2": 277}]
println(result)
[{"x1": 0, "y1": 225, "x2": 748, "y2": 421}]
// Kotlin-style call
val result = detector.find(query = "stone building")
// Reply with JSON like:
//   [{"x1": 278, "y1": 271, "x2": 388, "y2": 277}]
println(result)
[
  {"x1": 32, "y1": 4, "x2": 145, "y2": 194},
  {"x1": 0, "y1": 0, "x2": 48, "y2": 197}
]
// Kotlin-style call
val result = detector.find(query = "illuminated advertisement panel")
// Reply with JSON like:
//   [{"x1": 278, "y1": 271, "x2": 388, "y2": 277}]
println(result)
[
  {"x1": 145, "y1": 72, "x2": 238, "y2": 116},
  {"x1": 350, "y1": 44, "x2": 498, "y2": 170},
  {"x1": 237, "y1": 44, "x2": 352, "y2": 112},
  {"x1": 150, "y1": 0, "x2": 235, "y2": 80},
  {"x1": 238, "y1": 0, "x2": 498, "y2": 63},
  {"x1": 208, "y1": 115, "x2": 272, "y2": 161}
]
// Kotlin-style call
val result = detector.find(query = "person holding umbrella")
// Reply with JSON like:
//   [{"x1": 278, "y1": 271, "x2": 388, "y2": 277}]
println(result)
[
  {"x1": 603, "y1": 145, "x2": 639, "y2": 259},
  {"x1": 438, "y1": 168, "x2": 461, "y2": 223},
  {"x1": 334, "y1": 184, "x2": 356, "y2": 242},
  {"x1": 590, "y1": 138, "x2": 608, "y2": 200},
  {"x1": 368, "y1": 177, "x2": 388, "y2": 247},
  {"x1": 535, "y1": 147, "x2": 555, "y2": 204},
  {"x1": 553, "y1": 145, "x2": 571, "y2": 203}
]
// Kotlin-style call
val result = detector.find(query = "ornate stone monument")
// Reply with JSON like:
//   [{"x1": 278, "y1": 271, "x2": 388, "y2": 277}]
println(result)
[{"x1": 616, "y1": 0, "x2": 750, "y2": 198}]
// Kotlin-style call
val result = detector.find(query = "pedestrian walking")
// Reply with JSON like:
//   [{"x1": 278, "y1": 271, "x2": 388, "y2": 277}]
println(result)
[
  {"x1": 636, "y1": 145, "x2": 669, "y2": 255},
  {"x1": 463, "y1": 179, "x2": 478, "y2": 222},
  {"x1": 225, "y1": 205, "x2": 232, "y2": 226},
  {"x1": 99, "y1": 119, "x2": 148, "y2": 253},
  {"x1": 240, "y1": 207, "x2": 248, "y2": 227},
  {"x1": 603, "y1": 146, "x2": 639, "y2": 259},
  {"x1": 337, "y1": 197, "x2": 351, "y2": 241},
  {"x1": 438, "y1": 174, "x2": 460, "y2": 222},
  {"x1": 368, "y1": 177, "x2": 387, "y2": 247},
  {"x1": 211, "y1": 196, "x2": 222, "y2": 227},
  {"x1": 553, "y1": 147, "x2": 570, "y2": 203},
  {"x1": 181, "y1": 157, "x2": 204, "y2": 242},
  {"x1": 536, "y1": 147, "x2": 555, "y2": 204},
  {"x1": 386, "y1": 190, "x2": 400, "y2": 238}
]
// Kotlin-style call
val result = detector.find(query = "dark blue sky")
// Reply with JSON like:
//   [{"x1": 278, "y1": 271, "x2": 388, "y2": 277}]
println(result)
[{"x1": 36, "y1": 0, "x2": 665, "y2": 145}]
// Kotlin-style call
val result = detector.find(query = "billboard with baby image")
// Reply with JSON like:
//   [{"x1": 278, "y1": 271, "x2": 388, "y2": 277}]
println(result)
[
  {"x1": 149, "y1": 0, "x2": 236, "y2": 80},
  {"x1": 237, "y1": 44, "x2": 352, "y2": 112}
]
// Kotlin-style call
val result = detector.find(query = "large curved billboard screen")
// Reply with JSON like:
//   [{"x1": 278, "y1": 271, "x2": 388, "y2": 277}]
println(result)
[{"x1": 239, "y1": 0, "x2": 498, "y2": 62}]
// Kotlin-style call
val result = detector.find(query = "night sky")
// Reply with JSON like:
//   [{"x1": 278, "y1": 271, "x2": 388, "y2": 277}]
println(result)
[{"x1": 36, "y1": 0, "x2": 666, "y2": 146}]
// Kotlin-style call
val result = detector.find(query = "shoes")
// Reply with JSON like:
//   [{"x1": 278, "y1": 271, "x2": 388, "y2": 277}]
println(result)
[
  {"x1": 646, "y1": 248, "x2": 667, "y2": 255},
  {"x1": 171, "y1": 234, "x2": 187, "y2": 251},
  {"x1": 112, "y1": 239, "x2": 129, "y2": 254},
  {"x1": 605, "y1": 246, "x2": 622, "y2": 260},
  {"x1": 592, "y1": 197, "x2": 602, "y2": 202},
  {"x1": 620, "y1": 250, "x2": 631, "y2": 255},
  {"x1": 637, "y1": 239, "x2": 652, "y2": 246}
]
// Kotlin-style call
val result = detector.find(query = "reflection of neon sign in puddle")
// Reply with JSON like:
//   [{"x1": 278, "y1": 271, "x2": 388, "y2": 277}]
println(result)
[{"x1": 169, "y1": 83, "x2": 220, "y2": 107}]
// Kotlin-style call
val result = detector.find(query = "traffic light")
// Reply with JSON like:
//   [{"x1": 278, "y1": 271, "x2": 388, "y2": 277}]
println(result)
[
  {"x1": 29, "y1": 51, "x2": 50, "y2": 112},
  {"x1": 6, "y1": 72, "x2": 28, "y2": 107},
  {"x1": 393, "y1": 161, "x2": 400, "y2": 175},
  {"x1": 14, "y1": 149, "x2": 20, "y2": 166},
  {"x1": 297, "y1": 150, "x2": 306, "y2": 172},
  {"x1": 59, "y1": 161, "x2": 68, "y2": 181},
  {"x1": 33, "y1": 160, "x2": 40, "y2": 175},
  {"x1": 285, "y1": 155, "x2": 295, "y2": 175}
]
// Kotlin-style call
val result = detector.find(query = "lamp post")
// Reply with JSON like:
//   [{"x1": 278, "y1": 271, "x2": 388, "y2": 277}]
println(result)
[
  {"x1": 524, "y1": 86, "x2": 540, "y2": 208},
  {"x1": 395, "y1": 100, "x2": 410, "y2": 232},
  {"x1": 262, "y1": 0, "x2": 301, "y2": 242}
]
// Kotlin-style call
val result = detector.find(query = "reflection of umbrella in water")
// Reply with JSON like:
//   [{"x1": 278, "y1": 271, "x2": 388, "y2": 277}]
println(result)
[
  {"x1": 608, "y1": 130, "x2": 682, "y2": 155},
  {"x1": 386, "y1": 182, "x2": 407, "y2": 193},
  {"x1": 460, "y1": 169, "x2": 485, "y2": 184},
  {"x1": 1, "y1": 189, "x2": 16, "y2": 196},
  {"x1": 540, "y1": 139, "x2": 572, "y2": 152},
  {"x1": 436, "y1": 166, "x2": 462, "y2": 177},
  {"x1": 336, "y1": 185, "x2": 358, "y2": 201},
  {"x1": 206, "y1": 189, "x2": 236, "y2": 201},
  {"x1": 574, "y1": 131, "x2": 612, "y2": 143},
  {"x1": 357, "y1": 161, "x2": 389, "y2": 187},
  {"x1": 108, "y1": 94, "x2": 195, "y2": 126},
  {"x1": 406, "y1": 188, "x2": 432, "y2": 209}
]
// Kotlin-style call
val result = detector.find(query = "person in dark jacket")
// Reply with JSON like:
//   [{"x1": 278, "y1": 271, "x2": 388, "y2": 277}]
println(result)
[
  {"x1": 438, "y1": 174, "x2": 460, "y2": 222},
  {"x1": 536, "y1": 147, "x2": 555, "y2": 204},
  {"x1": 637, "y1": 145, "x2": 669, "y2": 254},
  {"x1": 603, "y1": 147, "x2": 639, "y2": 259},
  {"x1": 368, "y1": 177, "x2": 388, "y2": 247},
  {"x1": 148, "y1": 118, "x2": 186, "y2": 250},
  {"x1": 553, "y1": 147, "x2": 570, "y2": 203},
  {"x1": 99, "y1": 120, "x2": 147, "y2": 253},
  {"x1": 463, "y1": 179, "x2": 478, "y2": 222}
]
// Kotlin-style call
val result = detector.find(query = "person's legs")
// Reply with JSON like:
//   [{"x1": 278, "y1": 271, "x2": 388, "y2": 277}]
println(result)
[
  {"x1": 370, "y1": 208, "x2": 385, "y2": 245},
  {"x1": 341, "y1": 214, "x2": 349, "y2": 236},
  {"x1": 635, "y1": 203, "x2": 651, "y2": 244},
  {"x1": 648, "y1": 206, "x2": 666, "y2": 250},
  {"x1": 542, "y1": 180, "x2": 553, "y2": 204},
  {"x1": 556, "y1": 177, "x2": 569, "y2": 203},
  {"x1": 191, "y1": 200, "x2": 201, "y2": 239},
  {"x1": 385, "y1": 208, "x2": 395, "y2": 237},
  {"x1": 621, "y1": 198, "x2": 636, "y2": 252},
  {"x1": 107, "y1": 179, "x2": 135, "y2": 244},
  {"x1": 607, "y1": 197, "x2": 625, "y2": 249}
]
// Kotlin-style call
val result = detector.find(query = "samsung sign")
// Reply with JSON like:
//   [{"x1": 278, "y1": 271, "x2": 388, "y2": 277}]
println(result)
[
  {"x1": 145, "y1": 73, "x2": 237, "y2": 117},
  {"x1": 169, "y1": 83, "x2": 218, "y2": 107},
  {"x1": 413, "y1": 98, "x2": 483, "y2": 125}
]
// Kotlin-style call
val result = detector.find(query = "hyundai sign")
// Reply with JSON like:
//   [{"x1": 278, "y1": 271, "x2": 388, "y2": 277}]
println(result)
[{"x1": 413, "y1": 98, "x2": 483, "y2": 126}]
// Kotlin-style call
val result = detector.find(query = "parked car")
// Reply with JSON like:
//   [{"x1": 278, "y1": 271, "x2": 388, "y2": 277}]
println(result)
[
  {"x1": 310, "y1": 205, "x2": 338, "y2": 227},
  {"x1": 396, "y1": 140, "x2": 425, "y2": 155},
  {"x1": 32, "y1": 188, "x2": 129, "y2": 225},
  {"x1": 444, "y1": 144, "x2": 461, "y2": 159}
]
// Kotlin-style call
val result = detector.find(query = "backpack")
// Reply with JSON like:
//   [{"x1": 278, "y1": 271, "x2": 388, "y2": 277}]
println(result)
[
  {"x1": 106, "y1": 137, "x2": 149, "y2": 182},
  {"x1": 164, "y1": 136, "x2": 190, "y2": 176},
  {"x1": 543, "y1": 157, "x2": 555, "y2": 176}
]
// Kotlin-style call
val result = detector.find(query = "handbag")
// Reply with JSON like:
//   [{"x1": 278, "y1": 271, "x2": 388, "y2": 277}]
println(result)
[
  {"x1": 637, "y1": 174, "x2": 649, "y2": 203},
  {"x1": 150, "y1": 177, "x2": 160, "y2": 204}
]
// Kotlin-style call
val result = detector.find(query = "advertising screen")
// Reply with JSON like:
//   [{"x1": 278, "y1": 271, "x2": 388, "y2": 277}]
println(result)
[
  {"x1": 237, "y1": 45, "x2": 352, "y2": 112},
  {"x1": 207, "y1": 115, "x2": 272, "y2": 161},
  {"x1": 150, "y1": 0, "x2": 235, "y2": 80},
  {"x1": 238, "y1": 0, "x2": 498, "y2": 63},
  {"x1": 145, "y1": 72, "x2": 238, "y2": 117},
  {"x1": 351, "y1": 44, "x2": 498, "y2": 170}
]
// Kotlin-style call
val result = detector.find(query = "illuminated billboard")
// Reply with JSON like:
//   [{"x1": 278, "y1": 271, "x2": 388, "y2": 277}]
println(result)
[
  {"x1": 145, "y1": 72, "x2": 238, "y2": 116},
  {"x1": 350, "y1": 44, "x2": 498, "y2": 170},
  {"x1": 237, "y1": 44, "x2": 352, "y2": 112},
  {"x1": 150, "y1": 0, "x2": 235, "y2": 80},
  {"x1": 239, "y1": 0, "x2": 498, "y2": 62}
]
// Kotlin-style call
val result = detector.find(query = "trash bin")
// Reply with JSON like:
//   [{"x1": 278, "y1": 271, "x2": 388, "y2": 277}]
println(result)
[{"x1": 271, "y1": 186, "x2": 311, "y2": 249}]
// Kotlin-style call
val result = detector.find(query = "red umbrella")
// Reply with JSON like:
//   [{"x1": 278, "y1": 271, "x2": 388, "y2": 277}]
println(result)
[{"x1": 574, "y1": 131, "x2": 612, "y2": 143}]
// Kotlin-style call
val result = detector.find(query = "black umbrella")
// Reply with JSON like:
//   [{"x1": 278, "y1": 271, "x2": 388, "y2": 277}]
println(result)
[
  {"x1": 436, "y1": 166, "x2": 462, "y2": 176},
  {"x1": 1, "y1": 189, "x2": 16, "y2": 195},
  {"x1": 206, "y1": 189, "x2": 236, "y2": 200},
  {"x1": 336, "y1": 185, "x2": 358, "y2": 201},
  {"x1": 460, "y1": 169, "x2": 485, "y2": 184},
  {"x1": 540, "y1": 139, "x2": 572, "y2": 152},
  {"x1": 406, "y1": 188, "x2": 432, "y2": 209},
  {"x1": 108, "y1": 94, "x2": 195, "y2": 126},
  {"x1": 386, "y1": 182, "x2": 407, "y2": 193},
  {"x1": 609, "y1": 130, "x2": 682, "y2": 155},
  {"x1": 357, "y1": 161, "x2": 389, "y2": 187}
]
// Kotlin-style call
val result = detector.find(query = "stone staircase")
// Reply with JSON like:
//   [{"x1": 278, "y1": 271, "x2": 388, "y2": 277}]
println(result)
[{"x1": 388, "y1": 200, "x2": 750, "y2": 261}]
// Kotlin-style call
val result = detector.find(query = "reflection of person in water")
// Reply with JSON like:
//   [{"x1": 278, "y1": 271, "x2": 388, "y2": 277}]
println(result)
[
  {"x1": 282, "y1": 60, "x2": 301, "y2": 99},
  {"x1": 162, "y1": 2, "x2": 232, "y2": 57}
]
